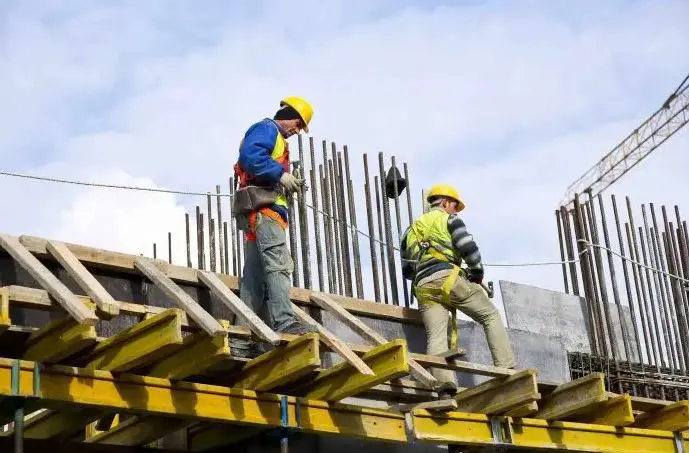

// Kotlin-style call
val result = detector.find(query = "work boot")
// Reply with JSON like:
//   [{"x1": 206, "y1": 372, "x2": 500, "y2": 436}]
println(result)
[
  {"x1": 229, "y1": 339, "x2": 261, "y2": 360},
  {"x1": 278, "y1": 321, "x2": 318, "y2": 336},
  {"x1": 435, "y1": 381, "x2": 458, "y2": 399}
]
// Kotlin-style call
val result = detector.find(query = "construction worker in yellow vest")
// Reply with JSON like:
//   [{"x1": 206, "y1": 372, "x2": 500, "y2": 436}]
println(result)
[{"x1": 401, "y1": 184, "x2": 515, "y2": 396}]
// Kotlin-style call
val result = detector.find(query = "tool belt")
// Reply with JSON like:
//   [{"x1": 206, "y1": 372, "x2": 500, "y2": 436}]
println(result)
[
  {"x1": 233, "y1": 185, "x2": 281, "y2": 231},
  {"x1": 414, "y1": 265, "x2": 463, "y2": 350}
]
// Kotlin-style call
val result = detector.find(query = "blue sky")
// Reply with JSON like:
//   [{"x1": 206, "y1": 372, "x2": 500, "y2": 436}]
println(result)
[{"x1": 1, "y1": 0, "x2": 688, "y2": 306}]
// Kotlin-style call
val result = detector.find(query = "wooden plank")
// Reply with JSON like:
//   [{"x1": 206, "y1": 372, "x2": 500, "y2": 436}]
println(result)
[
  {"x1": 134, "y1": 257, "x2": 225, "y2": 337},
  {"x1": 453, "y1": 369, "x2": 540, "y2": 415},
  {"x1": 632, "y1": 401, "x2": 689, "y2": 432},
  {"x1": 535, "y1": 373, "x2": 607, "y2": 421},
  {"x1": 22, "y1": 316, "x2": 97, "y2": 363},
  {"x1": 290, "y1": 303, "x2": 375, "y2": 376},
  {"x1": 0, "y1": 235, "x2": 98, "y2": 325},
  {"x1": 82, "y1": 308, "x2": 185, "y2": 373},
  {"x1": 395, "y1": 399, "x2": 458, "y2": 413},
  {"x1": 568, "y1": 394, "x2": 635, "y2": 427},
  {"x1": 18, "y1": 235, "x2": 423, "y2": 325},
  {"x1": 310, "y1": 293, "x2": 438, "y2": 388},
  {"x1": 305, "y1": 339, "x2": 410, "y2": 401},
  {"x1": 46, "y1": 240, "x2": 119, "y2": 318},
  {"x1": 504, "y1": 401, "x2": 539, "y2": 418},
  {"x1": 198, "y1": 270, "x2": 280, "y2": 344},
  {"x1": 231, "y1": 333, "x2": 321, "y2": 391}
]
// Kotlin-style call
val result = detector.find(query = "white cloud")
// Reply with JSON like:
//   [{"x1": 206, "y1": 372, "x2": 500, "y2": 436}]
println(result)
[{"x1": 1, "y1": 0, "x2": 688, "y2": 307}]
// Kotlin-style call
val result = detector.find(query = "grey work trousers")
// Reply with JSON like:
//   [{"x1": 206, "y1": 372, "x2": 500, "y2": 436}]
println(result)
[
  {"x1": 417, "y1": 274, "x2": 515, "y2": 386},
  {"x1": 232, "y1": 212, "x2": 298, "y2": 351}
]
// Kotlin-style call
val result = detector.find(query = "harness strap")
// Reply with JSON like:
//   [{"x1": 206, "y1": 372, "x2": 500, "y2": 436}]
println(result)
[
  {"x1": 415, "y1": 265, "x2": 462, "y2": 350},
  {"x1": 245, "y1": 208, "x2": 288, "y2": 241}
]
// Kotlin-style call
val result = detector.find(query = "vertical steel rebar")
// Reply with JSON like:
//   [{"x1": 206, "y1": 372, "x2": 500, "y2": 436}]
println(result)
[
  {"x1": 642, "y1": 203, "x2": 678, "y2": 370},
  {"x1": 216, "y1": 185, "x2": 225, "y2": 274},
  {"x1": 229, "y1": 177, "x2": 237, "y2": 276},
  {"x1": 403, "y1": 162, "x2": 415, "y2": 306},
  {"x1": 328, "y1": 159, "x2": 344, "y2": 295},
  {"x1": 344, "y1": 145, "x2": 364, "y2": 298},
  {"x1": 335, "y1": 148, "x2": 353, "y2": 296},
  {"x1": 572, "y1": 195, "x2": 601, "y2": 354},
  {"x1": 391, "y1": 157, "x2": 410, "y2": 308},
  {"x1": 196, "y1": 206, "x2": 204, "y2": 270},
  {"x1": 586, "y1": 191, "x2": 618, "y2": 361},
  {"x1": 561, "y1": 206, "x2": 580, "y2": 295},
  {"x1": 297, "y1": 136, "x2": 312, "y2": 289},
  {"x1": 626, "y1": 197, "x2": 658, "y2": 369},
  {"x1": 185, "y1": 213, "x2": 192, "y2": 268},
  {"x1": 581, "y1": 201, "x2": 605, "y2": 355},
  {"x1": 612, "y1": 196, "x2": 647, "y2": 395},
  {"x1": 287, "y1": 192, "x2": 300, "y2": 287},
  {"x1": 310, "y1": 138, "x2": 325, "y2": 292},
  {"x1": 639, "y1": 224, "x2": 669, "y2": 369},
  {"x1": 320, "y1": 165, "x2": 335, "y2": 293},
  {"x1": 207, "y1": 194, "x2": 216, "y2": 272},
  {"x1": 168, "y1": 232, "x2": 172, "y2": 264},
  {"x1": 199, "y1": 212, "x2": 206, "y2": 271},
  {"x1": 598, "y1": 195, "x2": 633, "y2": 393},
  {"x1": 375, "y1": 175, "x2": 390, "y2": 304},
  {"x1": 153, "y1": 243, "x2": 157, "y2": 259},
  {"x1": 556, "y1": 209, "x2": 570, "y2": 293},
  {"x1": 364, "y1": 154, "x2": 381, "y2": 302},
  {"x1": 664, "y1": 223, "x2": 689, "y2": 371},
  {"x1": 223, "y1": 221, "x2": 229, "y2": 275},
  {"x1": 379, "y1": 152, "x2": 399, "y2": 304}
]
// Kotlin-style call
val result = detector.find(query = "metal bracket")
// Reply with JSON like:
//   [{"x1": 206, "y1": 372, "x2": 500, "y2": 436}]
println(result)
[
  {"x1": 675, "y1": 431, "x2": 687, "y2": 453},
  {"x1": 487, "y1": 417, "x2": 514, "y2": 452}
]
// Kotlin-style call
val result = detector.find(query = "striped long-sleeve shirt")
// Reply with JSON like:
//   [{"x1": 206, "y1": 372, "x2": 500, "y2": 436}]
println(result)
[{"x1": 401, "y1": 212, "x2": 483, "y2": 283}]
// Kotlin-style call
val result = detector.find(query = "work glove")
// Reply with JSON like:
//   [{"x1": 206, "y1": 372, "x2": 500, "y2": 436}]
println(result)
[
  {"x1": 279, "y1": 172, "x2": 303, "y2": 193},
  {"x1": 466, "y1": 266, "x2": 484, "y2": 284}
]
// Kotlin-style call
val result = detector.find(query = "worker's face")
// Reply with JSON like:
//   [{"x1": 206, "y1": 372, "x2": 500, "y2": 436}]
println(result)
[
  {"x1": 280, "y1": 118, "x2": 307, "y2": 137},
  {"x1": 443, "y1": 199, "x2": 459, "y2": 214}
]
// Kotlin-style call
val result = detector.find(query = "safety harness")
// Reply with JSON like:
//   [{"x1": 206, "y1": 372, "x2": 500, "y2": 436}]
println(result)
[{"x1": 406, "y1": 221, "x2": 464, "y2": 349}]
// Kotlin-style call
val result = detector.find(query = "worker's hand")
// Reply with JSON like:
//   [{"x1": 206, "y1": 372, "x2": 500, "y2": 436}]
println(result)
[
  {"x1": 279, "y1": 173, "x2": 303, "y2": 193},
  {"x1": 466, "y1": 266, "x2": 484, "y2": 284}
]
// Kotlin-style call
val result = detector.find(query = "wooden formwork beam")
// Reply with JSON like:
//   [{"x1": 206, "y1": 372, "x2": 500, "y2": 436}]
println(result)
[
  {"x1": 81, "y1": 308, "x2": 185, "y2": 373},
  {"x1": 453, "y1": 369, "x2": 540, "y2": 415},
  {"x1": 46, "y1": 240, "x2": 119, "y2": 318},
  {"x1": 568, "y1": 394, "x2": 635, "y2": 427},
  {"x1": 197, "y1": 270, "x2": 280, "y2": 344},
  {"x1": 0, "y1": 288, "x2": 11, "y2": 334},
  {"x1": 85, "y1": 416, "x2": 193, "y2": 447},
  {"x1": 290, "y1": 303, "x2": 375, "y2": 376},
  {"x1": 134, "y1": 257, "x2": 225, "y2": 337},
  {"x1": 534, "y1": 373, "x2": 607, "y2": 421},
  {"x1": 305, "y1": 339, "x2": 410, "y2": 401},
  {"x1": 0, "y1": 235, "x2": 98, "y2": 325},
  {"x1": 310, "y1": 293, "x2": 437, "y2": 388},
  {"x1": 22, "y1": 316, "x2": 97, "y2": 364},
  {"x1": 19, "y1": 408, "x2": 106, "y2": 440},
  {"x1": 632, "y1": 401, "x2": 689, "y2": 432}
]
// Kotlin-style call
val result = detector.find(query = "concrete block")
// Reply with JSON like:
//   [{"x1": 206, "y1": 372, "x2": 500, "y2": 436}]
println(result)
[{"x1": 499, "y1": 280, "x2": 592, "y2": 354}]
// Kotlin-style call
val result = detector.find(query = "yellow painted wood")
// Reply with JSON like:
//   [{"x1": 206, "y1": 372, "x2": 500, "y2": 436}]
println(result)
[
  {"x1": 146, "y1": 320, "x2": 230, "y2": 380},
  {"x1": 19, "y1": 408, "x2": 103, "y2": 439},
  {"x1": 86, "y1": 416, "x2": 192, "y2": 446},
  {"x1": 305, "y1": 339, "x2": 410, "y2": 401},
  {"x1": 568, "y1": 394, "x2": 635, "y2": 427},
  {"x1": 535, "y1": 372, "x2": 607, "y2": 420},
  {"x1": 22, "y1": 316, "x2": 97, "y2": 363},
  {"x1": 412, "y1": 410, "x2": 685, "y2": 453},
  {"x1": 232, "y1": 332, "x2": 321, "y2": 391},
  {"x1": 85, "y1": 414, "x2": 120, "y2": 440},
  {"x1": 83, "y1": 308, "x2": 184, "y2": 373},
  {"x1": 633, "y1": 400, "x2": 689, "y2": 432},
  {"x1": 504, "y1": 401, "x2": 539, "y2": 418},
  {"x1": 0, "y1": 288, "x2": 11, "y2": 333},
  {"x1": 454, "y1": 368, "x2": 540, "y2": 415}
]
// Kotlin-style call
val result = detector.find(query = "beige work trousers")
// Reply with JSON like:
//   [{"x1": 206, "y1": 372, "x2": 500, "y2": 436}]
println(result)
[{"x1": 417, "y1": 274, "x2": 515, "y2": 385}]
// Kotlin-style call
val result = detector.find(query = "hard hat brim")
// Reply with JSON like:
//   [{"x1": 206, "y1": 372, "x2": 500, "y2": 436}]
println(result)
[{"x1": 280, "y1": 100, "x2": 309, "y2": 133}]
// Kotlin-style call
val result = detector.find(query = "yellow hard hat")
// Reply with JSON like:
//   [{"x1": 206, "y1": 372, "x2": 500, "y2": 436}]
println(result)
[
  {"x1": 280, "y1": 96, "x2": 313, "y2": 132},
  {"x1": 427, "y1": 184, "x2": 465, "y2": 211}
]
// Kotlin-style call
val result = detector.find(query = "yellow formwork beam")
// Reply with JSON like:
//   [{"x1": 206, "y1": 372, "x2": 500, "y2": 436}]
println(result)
[
  {"x1": 232, "y1": 332, "x2": 321, "y2": 391},
  {"x1": 0, "y1": 288, "x2": 11, "y2": 334},
  {"x1": 19, "y1": 408, "x2": 105, "y2": 439},
  {"x1": 0, "y1": 358, "x2": 407, "y2": 443},
  {"x1": 305, "y1": 339, "x2": 410, "y2": 401},
  {"x1": 568, "y1": 394, "x2": 635, "y2": 427},
  {"x1": 535, "y1": 372, "x2": 607, "y2": 420},
  {"x1": 633, "y1": 401, "x2": 689, "y2": 432},
  {"x1": 22, "y1": 316, "x2": 97, "y2": 363},
  {"x1": 88, "y1": 332, "x2": 320, "y2": 446},
  {"x1": 412, "y1": 409, "x2": 689, "y2": 453},
  {"x1": 82, "y1": 308, "x2": 184, "y2": 373},
  {"x1": 454, "y1": 369, "x2": 540, "y2": 415}
]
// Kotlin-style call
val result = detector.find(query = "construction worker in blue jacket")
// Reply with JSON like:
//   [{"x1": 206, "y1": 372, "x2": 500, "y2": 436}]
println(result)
[
  {"x1": 401, "y1": 184, "x2": 515, "y2": 396},
  {"x1": 231, "y1": 96, "x2": 317, "y2": 358}
]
